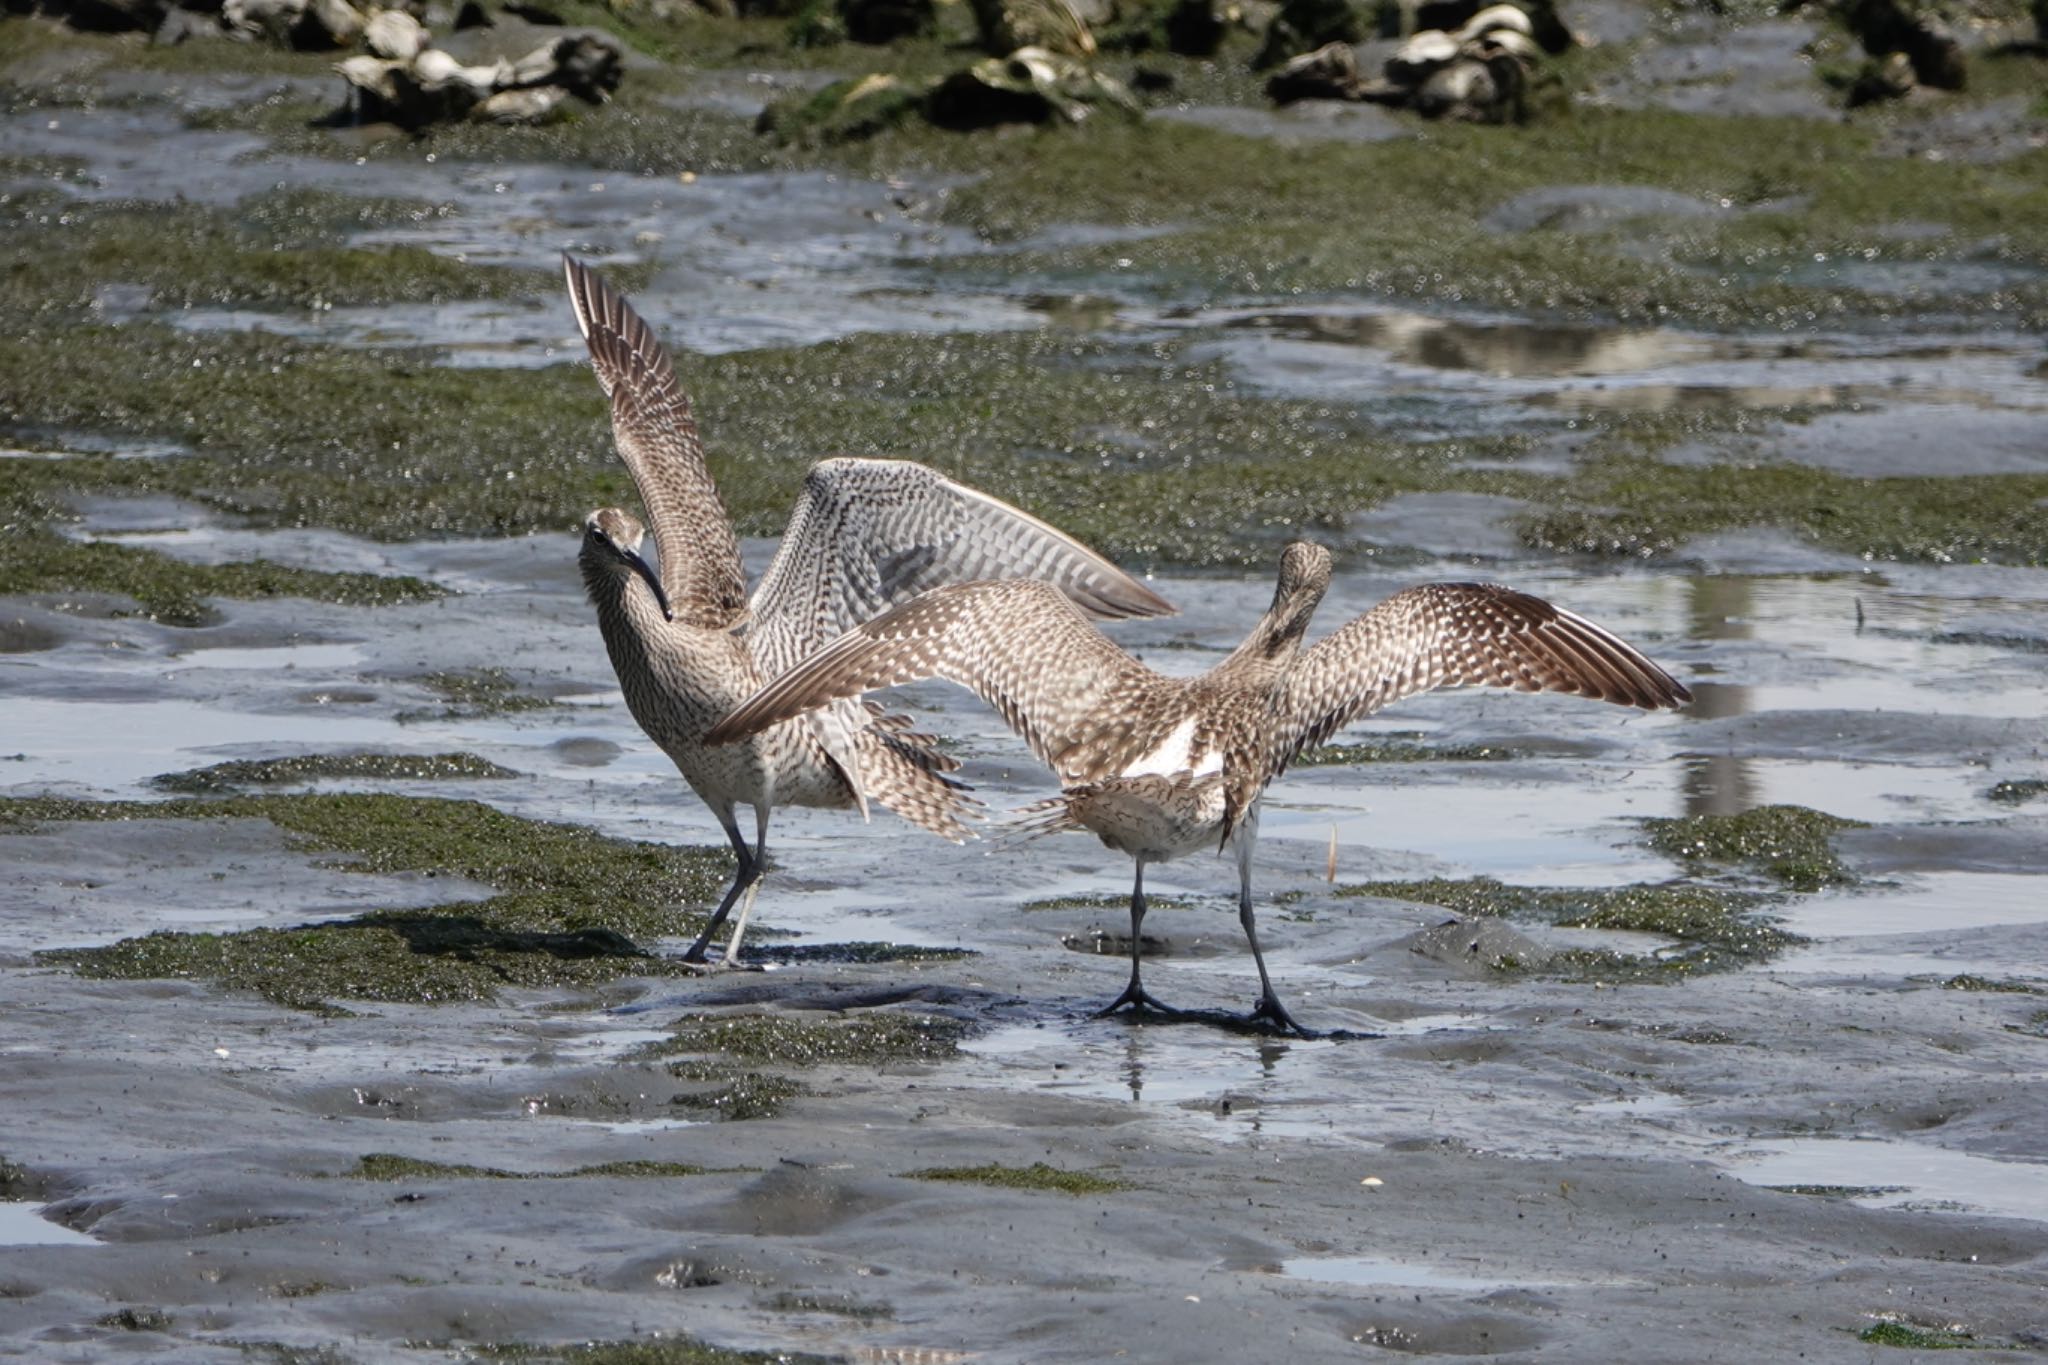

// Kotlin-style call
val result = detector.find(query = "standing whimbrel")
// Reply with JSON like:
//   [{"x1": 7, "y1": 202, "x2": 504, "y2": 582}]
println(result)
[
  {"x1": 708, "y1": 542, "x2": 1690, "y2": 1031},
  {"x1": 563, "y1": 256, "x2": 1174, "y2": 967}
]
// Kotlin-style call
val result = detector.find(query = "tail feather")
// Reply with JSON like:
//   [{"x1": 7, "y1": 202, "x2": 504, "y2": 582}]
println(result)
[
  {"x1": 993, "y1": 795, "x2": 1083, "y2": 851},
  {"x1": 859, "y1": 728, "x2": 983, "y2": 843}
]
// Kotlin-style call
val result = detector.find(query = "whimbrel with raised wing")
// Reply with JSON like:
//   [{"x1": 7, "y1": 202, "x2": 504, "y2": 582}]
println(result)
[
  {"x1": 564, "y1": 256, "x2": 1173, "y2": 966},
  {"x1": 709, "y1": 542, "x2": 1689, "y2": 1030}
]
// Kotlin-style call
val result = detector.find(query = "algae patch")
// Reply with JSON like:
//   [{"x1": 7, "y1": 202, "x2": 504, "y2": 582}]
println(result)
[
  {"x1": 1292, "y1": 732, "x2": 1509, "y2": 766},
  {"x1": 1341, "y1": 876, "x2": 1793, "y2": 972},
  {"x1": 637, "y1": 1010, "x2": 969, "y2": 1066},
  {"x1": 17, "y1": 794, "x2": 729, "y2": 1008},
  {"x1": 151, "y1": 752, "x2": 520, "y2": 794},
  {"x1": 1986, "y1": 779, "x2": 2048, "y2": 806},
  {"x1": 901, "y1": 1161, "x2": 1130, "y2": 1194},
  {"x1": 664, "y1": 1068, "x2": 809, "y2": 1122},
  {"x1": 472, "y1": 1336, "x2": 836, "y2": 1364},
  {"x1": 398, "y1": 670, "x2": 557, "y2": 721},
  {"x1": 0, "y1": 522, "x2": 442, "y2": 628},
  {"x1": 347, "y1": 1154, "x2": 702, "y2": 1180},
  {"x1": 1640, "y1": 804, "x2": 1865, "y2": 891}
]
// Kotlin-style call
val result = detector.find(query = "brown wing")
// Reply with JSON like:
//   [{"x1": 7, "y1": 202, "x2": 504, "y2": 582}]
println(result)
[
  {"x1": 708, "y1": 580, "x2": 1180, "y2": 781},
  {"x1": 1273, "y1": 582, "x2": 1689, "y2": 777},
  {"x1": 747, "y1": 458, "x2": 1174, "y2": 681},
  {"x1": 563, "y1": 255, "x2": 747, "y2": 626}
]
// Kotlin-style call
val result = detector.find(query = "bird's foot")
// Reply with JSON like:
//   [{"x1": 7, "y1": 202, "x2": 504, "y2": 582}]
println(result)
[
  {"x1": 1094, "y1": 982, "x2": 1185, "y2": 1020},
  {"x1": 1247, "y1": 994, "x2": 1320, "y2": 1039}
]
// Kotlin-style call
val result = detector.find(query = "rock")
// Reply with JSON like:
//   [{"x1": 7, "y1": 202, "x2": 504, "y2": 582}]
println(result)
[
  {"x1": 1411, "y1": 42, "x2": 1525, "y2": 119},
  {"x1": 364, "y1": 7, "x2": 428, "y2": 57},
  {"x1": 294, "y1": 0, "x2": 365, "y2": 47},
  {"x1": 839, "y1": 0, "x2": 936, "y2": 43},
  {"x1": 1385, "y1": 26, "x2": 1457, "y2": 81},
  {"x1": 1254, "y1": 0, "x2": 1371, "y2": 68},
  {"x1": 1163, "y1": 0, "x2": 1226, "y2": 55},
  {"x1": 473, "y1": 84, "x2": 568, "y2": 121},
  {"x1": 1845, "y1": 48, "x2": 1916, "y2": 105},
  {"x1": 223, "y1": 0, "x2": 307, "y2": 42},
  {"x1": 969, "y1": 0, "x2": 1098, "y2": 55},
  {"x1": 928, "y1": 44, "x2": 1141, "y2": 125},
  {"x1": 154, "y1": 5, "x2": 224, "y2": 40},
  {"x1": 1837, "y1": 0, "x2": 1965, "y2": 90},
  {"x1": 1266, "y1": 39, "x2": 1366, "y2": 102},
  {"x1": 336, "y1": 25, "x2": 620, "y2": 127}
]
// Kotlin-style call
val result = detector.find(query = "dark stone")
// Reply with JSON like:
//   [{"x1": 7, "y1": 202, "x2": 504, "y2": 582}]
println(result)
[
  {"x1": 1265, "y1": 39, "x2": 1365, "y2": 101},
  {"x1": 453, "y1": 0, "x2": 492, "y2": 22},
  {"x1": 841, "y1": 0, "x2": 936, "y2": 43},
  {"x1": 1164, "y1": 0, "x2": 1226, "y2": 54},
  {"x1": 1254, "y1": 0, "x2": 1371, "y2": 67},
  {"x1": 502, "y1": 0, "x2": 562, "y2": 21}
]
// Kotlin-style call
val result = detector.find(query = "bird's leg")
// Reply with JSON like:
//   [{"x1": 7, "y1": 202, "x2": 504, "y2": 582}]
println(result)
[
  {"x1": 1236, "y1": 854, "x2": 1317, "y2": 1039},
  {"x1": 1095, "y1": 860, "x2": 1181, "y2": 1018},
  {"x1": 714, "y1": 804, "x2": 772, "y2": 969},
  {"x1": 682, "y1": 808, "x2": 755, "y2": 966}
]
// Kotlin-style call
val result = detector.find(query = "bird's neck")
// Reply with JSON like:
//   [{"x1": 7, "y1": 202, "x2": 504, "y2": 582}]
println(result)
[{"x1": 1216, "y1": 585, "x2": 1321, "y2": 683}]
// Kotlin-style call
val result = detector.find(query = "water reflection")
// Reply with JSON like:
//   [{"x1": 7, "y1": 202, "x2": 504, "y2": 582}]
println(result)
[
  {"x1": 1224, "y1": 309, "x2": 1709, "y2": 378},
  {"x1": 1681, "y1": 576, "x2": 1758, "y2": 818}
]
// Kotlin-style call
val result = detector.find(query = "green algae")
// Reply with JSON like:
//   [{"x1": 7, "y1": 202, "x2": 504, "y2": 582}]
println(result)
[
  {"x1": 96, "y1": 1306, "x2": 174, "y2": 1331},
  {"x1": 1939, "y1": 974, "x2": 2043, "y2": 994},
  {"x1": 1022, "y1": 892, "x2": 1200, "y2": 911},
  {"x1": 636, "y1": 1010, "x2": 969, "y2": 1065},
  {"x1": 1764, "y1": 1184, "x2": 1905, "y2": 1199},
  {"x1": 18, "y1": 794, "x2": 729, "y2": 1008},
  {"x1": 399, "y1": 670, "x2": 557, "y2": 721},
  {"x1": 1986, "y1": 779, "x2": 2048, "y2": 805},
  {"x1": 1, "y1": 189, "x2": 544, "y2": 312},
  {"x1": 756, "y1": 1290, "x2": 893, "y2": 1320},
  {"x1": 1516, "y1": 449, "x2": 2048, "y2": 567},
  {"x1": 348, "y1": 1154, "x2": 703, "y2": 1180},
  {"x1": 1340, "y1": 875, "x2": 1794, "y2": 972},
  {"x1": 151, "y1": 752, "x2": 520, "y2": 794},
  {"x1": 1640, "y1": 804, "x2": 1865, "y2": 891},
  {"x1": 0, "y1": 523, "x2": 442, "y2": 628},
  {"x1": 901, "y1": 1161, "x2": 1129, "y2": 1194},
  {"x1": 475, "y1": 1337, "x2": 834, "y2": 1365},
  {"x1": 1291, "y1": 732, "x2": 1509, "y2": 766},
  {"x1": 663, "y1": 1067, "x2": 808, "y2": 1121},
  {"x1": 1857, "y1": 1319, "x2": 2004, "y2": 1350}
]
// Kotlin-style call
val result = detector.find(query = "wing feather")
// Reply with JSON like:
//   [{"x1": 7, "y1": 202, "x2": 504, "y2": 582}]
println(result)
[
  {"x1": 747, "y1": 458, "x2": 1173, "y2": 679},
  {"x1": 1274, "y1": 583, "x2": 1689, "y2": 776},
  {"x1": 563, "y1": 256, "x2": 747, "y2": 625},
  {"x1": 711, "y1": 580, "x2": 1176, "y2": 780}
]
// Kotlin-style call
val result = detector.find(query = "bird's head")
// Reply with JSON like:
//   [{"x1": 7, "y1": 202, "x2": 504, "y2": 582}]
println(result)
[{"x1": 580, "y1": 507, "x2": 672, "y2": 622}]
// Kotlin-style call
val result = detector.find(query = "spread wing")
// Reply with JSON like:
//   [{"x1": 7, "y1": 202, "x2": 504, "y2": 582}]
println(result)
[
  {"x1": 1273, "y1": 582, "x2": 1689, "y2": 778},
  {"x1": 711, "y1": 580, "x2": 1178, "y2": 782},
  {"x1": 746, "y1": 459, "x2": 1174, "y2": 680},
  {"x1": 563, "y1": 255, "x2": 747, "y2": 626}
]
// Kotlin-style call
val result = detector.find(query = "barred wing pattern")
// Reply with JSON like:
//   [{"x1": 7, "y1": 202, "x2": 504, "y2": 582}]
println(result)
[
  {"x1": 563, "y1": 255, "x2": 747, "y2": 625},
  {"x1": 709, "y1": 580, "x2": 1177, "y2": 779},
  {"x1": 746, "y1": 459, "x2": 1174, "y2": 682},
  {"x1": 1273, "y1": 583, "x2": 1690, "y2": 780}
]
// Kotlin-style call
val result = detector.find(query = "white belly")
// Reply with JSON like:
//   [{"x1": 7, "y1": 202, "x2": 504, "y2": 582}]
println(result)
[{"x1": 1068, "y1": 775, "x2": 1227, "y2": 862}]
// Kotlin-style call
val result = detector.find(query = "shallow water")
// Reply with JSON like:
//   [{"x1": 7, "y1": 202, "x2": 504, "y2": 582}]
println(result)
[
  {"x1": 1720, "y1": 1139, "x2": 2048, "y2": 1223},
  {"x1": 0, "y1": 1203, "x2": 98, "y2": 1248},
  {"x1": 5, "y1": 53, "x2": 2048, "y2": 1365}
]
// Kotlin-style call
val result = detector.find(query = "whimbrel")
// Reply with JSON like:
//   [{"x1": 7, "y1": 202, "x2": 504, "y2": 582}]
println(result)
[
  {"x1": 708, "y1": 542, "x2": 1689, "y2": 1030},
  {"x1": 564, "y1": 256, "x2": 1174, "y2": 966}
]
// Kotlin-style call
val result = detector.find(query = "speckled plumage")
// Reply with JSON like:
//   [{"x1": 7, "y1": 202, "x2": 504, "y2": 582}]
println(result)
[
  {"x1": 710, "y1": 541, "x2": 1691, "y2": 1027},
  {"x1": 564, "y1": 257, "x2": 1174, "y2": 964}
]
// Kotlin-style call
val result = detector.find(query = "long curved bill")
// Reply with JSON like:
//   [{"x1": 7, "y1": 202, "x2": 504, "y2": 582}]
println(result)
[{"x1": 624, "y1": 548, "x2": 673, "y2": 623}]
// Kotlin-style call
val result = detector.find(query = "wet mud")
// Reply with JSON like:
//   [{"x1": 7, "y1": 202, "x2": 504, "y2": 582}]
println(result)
[{"x1": 2, "y1": 9, "x2": 2047, "y2": 1362}]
